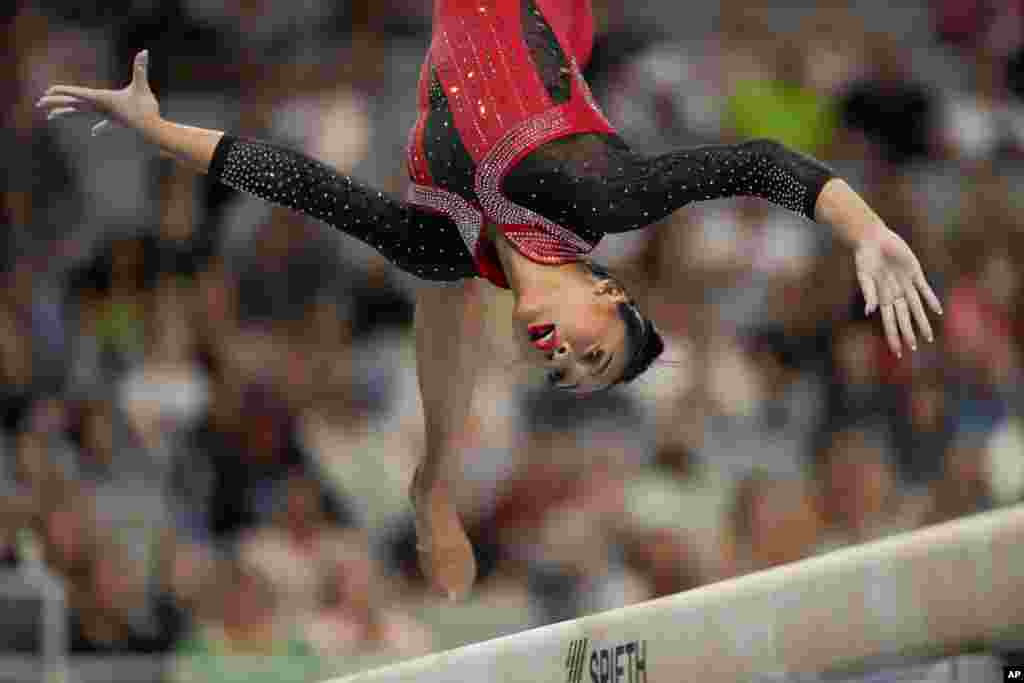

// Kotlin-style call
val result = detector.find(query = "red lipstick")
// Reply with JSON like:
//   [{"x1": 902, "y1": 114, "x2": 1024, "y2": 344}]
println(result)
[{"x1": 527, "y1": 323, "x2": 558, "y2": 351}]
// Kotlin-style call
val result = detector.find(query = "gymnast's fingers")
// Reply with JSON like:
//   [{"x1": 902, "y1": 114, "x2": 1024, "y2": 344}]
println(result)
[
  {"x1": 46, "y1": 107, "x2": 79, "y2": 120},
  {"x1": 857, "y1": 270, "x2": 879, "y2": 316},
  {"x1": 880, "y1": 302, "x2": 901, "y2": 357},
  {"x1": 44, "y1": 84, "x2": 111, "y2": 107},
  {"x1": 91, "y1": 119, "x2": 112, "y2": 136},
  {"x1": 904, "y1": 282, "x2": 933, "y2": 343},
  {"x1": 894, "y1": 298, "x2": 917, "y2": 352},
  {"x1": 36, "y1": 94, "x2": 87, "y2": 110},
  {"x1": 915, "y1": 270, "x2": 943, "y2": 316},
  {"x1": 130, "y1": 50, "x2": 152, "y2": 93}
]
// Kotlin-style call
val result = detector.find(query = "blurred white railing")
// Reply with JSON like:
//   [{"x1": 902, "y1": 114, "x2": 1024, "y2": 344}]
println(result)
[{"x1": 0, "y1": 555, "x2": 66, "y2": 683}]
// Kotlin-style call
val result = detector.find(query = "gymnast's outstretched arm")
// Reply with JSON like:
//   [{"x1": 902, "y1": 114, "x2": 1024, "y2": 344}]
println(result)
[
  {"x1": 504, "y1": 135, "x2": 944, "y2": 356},
  {"x1": 37, "y1": 50, "x2": 474, "y2": 282},
  {"x1": 504, "y1": 136, "x2": 835, "y2": 233}
]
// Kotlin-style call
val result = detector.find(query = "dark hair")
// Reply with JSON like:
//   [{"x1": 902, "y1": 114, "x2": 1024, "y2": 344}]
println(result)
[{"x1": 582, "y1": 261, "x2": 665, "y2": 386}]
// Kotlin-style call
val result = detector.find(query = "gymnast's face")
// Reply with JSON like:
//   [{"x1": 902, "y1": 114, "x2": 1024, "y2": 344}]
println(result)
[{"x1": 520, "y1": 278, "x2": 631, "y2": 394}]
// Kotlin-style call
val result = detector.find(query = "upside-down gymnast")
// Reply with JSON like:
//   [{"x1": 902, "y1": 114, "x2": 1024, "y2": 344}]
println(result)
[{"x1": 38, "y1": 0, "x2": 942, "y2": 600}]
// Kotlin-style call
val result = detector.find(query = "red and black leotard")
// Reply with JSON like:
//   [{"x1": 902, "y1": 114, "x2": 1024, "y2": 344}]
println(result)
[{"x1": 208, "y1": 0, "x2": 836, "y2": 286}]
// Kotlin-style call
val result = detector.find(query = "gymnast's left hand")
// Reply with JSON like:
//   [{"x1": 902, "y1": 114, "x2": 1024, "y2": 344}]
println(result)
[
  {"x1": 815, "y1": 178, "x2": 942, "y2": 357},
  {"x1": 853, "y1": 227, "x2": 943, "y2": 358}
]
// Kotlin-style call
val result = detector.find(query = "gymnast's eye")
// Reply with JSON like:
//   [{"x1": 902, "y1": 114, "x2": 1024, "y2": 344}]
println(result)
[
  {"x1": 547, "y1": 369, "x2": 565, "y2": 386},
  {"x1": 582, "y1": 349, "x2": 604, "y2": 365}
]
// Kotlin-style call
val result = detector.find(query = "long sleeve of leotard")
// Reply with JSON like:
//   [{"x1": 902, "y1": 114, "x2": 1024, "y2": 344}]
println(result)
[
  {"x1": 502, "y1": 135, "x2": 836, "y2": 235},
  {"x1": 208, "y1": 135, "x2": 476, "y2": 281}
]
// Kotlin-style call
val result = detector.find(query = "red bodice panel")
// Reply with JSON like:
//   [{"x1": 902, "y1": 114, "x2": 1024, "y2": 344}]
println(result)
[{"x1": 406, "y1": 0, "x2": 616, "y2": 288}]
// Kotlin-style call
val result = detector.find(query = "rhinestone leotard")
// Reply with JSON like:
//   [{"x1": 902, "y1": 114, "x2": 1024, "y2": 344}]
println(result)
[{"x1": 208, "y1": 0, "x2": 836, "y2": 286}]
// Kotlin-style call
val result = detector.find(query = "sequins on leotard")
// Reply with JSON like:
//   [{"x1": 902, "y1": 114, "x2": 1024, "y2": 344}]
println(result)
[
  {"x1": 503, "y1": 137, "x2": 833, "y2": 235},
  {"x1": 208, "y1": 132, "x2": 833, "y2": 283},
  {"x1": 206, "y1": 0, "x2": 836, "y2": 284},
  {"x1": 209, "y1": 135, "x2": 476, "y2": 282}
]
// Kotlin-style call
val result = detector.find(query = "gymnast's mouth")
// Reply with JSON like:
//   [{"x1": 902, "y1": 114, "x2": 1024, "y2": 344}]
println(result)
[{"x1": 528, "y1": 323, "x2": 558, "y2": 351}]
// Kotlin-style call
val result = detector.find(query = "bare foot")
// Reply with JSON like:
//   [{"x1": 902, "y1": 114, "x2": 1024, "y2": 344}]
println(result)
[{"x1": 410, "y1": 466, "x2": 477, "y2": 601}]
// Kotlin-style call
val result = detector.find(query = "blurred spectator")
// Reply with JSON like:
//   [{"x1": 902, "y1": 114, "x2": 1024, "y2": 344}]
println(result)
[
  {"x1": 193, "y1": 255, "x2": 239, "y2": 344},
  {"x1": 170, "y1": 362, "x2": 356, "y2": 542},
  {"x1": 153, "y1": 161, "x2": 218, "y2": 278},
  {"x1": 515, "y1": 454, "x2": 648, "y2": 623},
  {"x1": 987, "y1": 416, "x2": 1024, "y2": 505},
  {"x1": 235, "y1": 213, "x2": 334, "y2": 326},
  {"x1": 526, "y1": 498, "x2": 647, "y2": 625},
  {"x1": 722, "y1": 472, "x2": 821, "y2": 575},
  {"x1": 622, "y1": 424, "x2": 734, "y2": 581},
  {"x1": 795, "y1": 2, "x2": 870, "y2": 99},
  {"x1": 10, "y1": 399, "x2": 76, "y2": 497},
  {"x1": 0, "y1": 259, "x2": 68, "y2": 393},
  {"x1": 38, "y1": 480, "x2": 96, "y2": 583},
  {"x1": 63, "y1": 394, "x2": 174, "y2": 569},
  {"x1": 824, "y1": 322, "x2": 898, "y2": 434},
  {"x1": 838, "y1": 33, "x2": 941, "y2": 170},
  {"x1": 922, "y1": 433, "x2": 995, "y2": 525},
  {"x1": 933, "y1": 0, "x2": 1024, "y2": 56},
  {"x1": 717, "y1": 5, "x2": 776, "y2": 95},
  {"x1": 1007, "y1": 45, "x2": 1024, "y2": 100},
  {"x1": 620, "y1": 526, "x2": 703, "y2": 599},
  {"x1": 178, "y1": 0, "x2": 341, "y2": 66},
  {"x1": 892, "y1": 374, "x2": 955, "y2": 486},
  {"x1": 698, "y1": 323, "x2": 827, "y2": 480},
  {"x1": 596, "y1": 33, "x2": 720, "y2": 152},
  {"x1": 154, "y1": 532, "x2": 216, "y2": 625},
  {"x1": 239, "y1": 473, "x2": 357, "y2": 621},
  {"x1": 944, "y1": 49, "x2": 1024, "y2": 162},
  {"x1": 118, "y1": 271, "x2": 208, "y2": 455},
  {"x1": 67, "y1": 235, "x2": 160, "y2": 389},
  {"x1": 174, "y1": 557, "x2": 321, "y2": 683},
  {"x1": 65, "y1": 397, "x2": 145, "y2": 483},
  {"x1": 944, "y1": 187, "x2": 1021, "y2": 434},
  {"x1": 0, "y1": 292, "x2": 39, "y2": 408},
  {"x1": 723, "y1": 18, "x2": 838, "y2": 158},
  {"x1": 475, "y1": 389, "x2": 648, "y2": 570},
  {"x1": 305, "y1": 531, "x2": 433, "y2": 658},
  {"x1": 815, "y1": 428, "x2": 919, "y2": 550},
  {"x1": 67, "y1": 539, "x2": 180, "y2": 655},
  {"x1": 3, "y1": 6, "x2": 90, "y2": 249}
]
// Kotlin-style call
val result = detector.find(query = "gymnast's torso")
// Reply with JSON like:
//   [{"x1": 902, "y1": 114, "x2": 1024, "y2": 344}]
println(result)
[{"x1": 406, "y1": 0, "x2": 618, "y2": 286}]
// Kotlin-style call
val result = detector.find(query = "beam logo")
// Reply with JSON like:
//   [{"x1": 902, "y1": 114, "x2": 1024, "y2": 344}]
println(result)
[
  {"x1": 566, "y1": 638, "x2": 648, "y2": 683},
  {"x1": 565, "y1": 639, "x2": 589, "y2": 683}
]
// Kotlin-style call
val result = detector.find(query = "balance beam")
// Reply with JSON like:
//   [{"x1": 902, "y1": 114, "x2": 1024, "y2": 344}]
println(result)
[{"x1": 334, "y1": 505, "x2": 1024, "y2": 682}]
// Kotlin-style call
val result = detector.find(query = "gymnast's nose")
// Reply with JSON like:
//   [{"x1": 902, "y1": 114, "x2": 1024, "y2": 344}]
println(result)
[{"x1": 547, "y1": 342, "x2": 571, "y2": 364}]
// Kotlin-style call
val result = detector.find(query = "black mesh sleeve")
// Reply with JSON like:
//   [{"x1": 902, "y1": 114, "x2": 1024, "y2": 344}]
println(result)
[
  {"x1": 208, "y1": 135, "x2": 476, "y2": 281},
  {"x1": 502, "y1": 136, "x2": 836, "y2": 235}
]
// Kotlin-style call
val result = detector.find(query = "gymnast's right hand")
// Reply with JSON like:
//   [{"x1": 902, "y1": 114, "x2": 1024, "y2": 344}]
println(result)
[{"x1": 36, "y1": 49, "x2": 160, "y2": 136}]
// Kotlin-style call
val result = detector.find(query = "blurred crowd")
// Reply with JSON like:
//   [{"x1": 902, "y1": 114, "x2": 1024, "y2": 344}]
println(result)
[{"x1": 2, "y1": 0, "x2": 1023, "y2": 680}]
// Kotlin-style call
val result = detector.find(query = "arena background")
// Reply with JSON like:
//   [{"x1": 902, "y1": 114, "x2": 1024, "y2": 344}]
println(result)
[{"x1": 2, "y1": 0, "x2": 1023, "y2": 681}]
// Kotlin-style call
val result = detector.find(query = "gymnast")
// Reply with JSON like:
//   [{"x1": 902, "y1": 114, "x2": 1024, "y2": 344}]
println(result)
[{"x1": 37, "y1": 0, "x2": 941, "y2": 600}]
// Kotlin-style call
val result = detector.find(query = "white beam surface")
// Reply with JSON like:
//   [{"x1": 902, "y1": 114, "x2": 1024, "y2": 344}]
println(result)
[{"x1": 334, "y1": 506, "x2": 1024, "y2": 683}]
